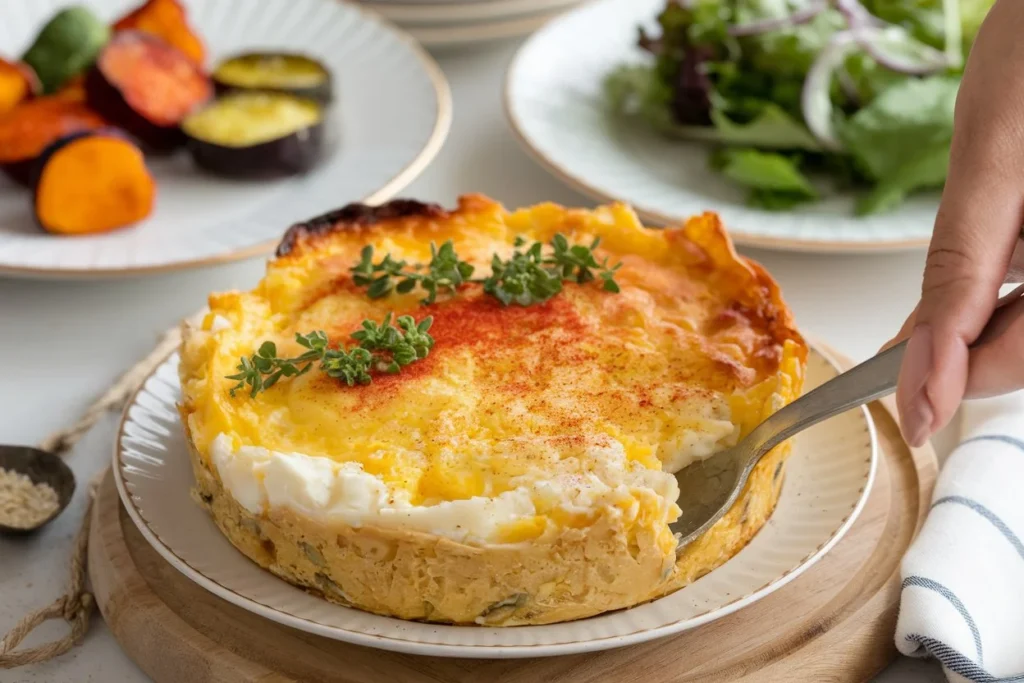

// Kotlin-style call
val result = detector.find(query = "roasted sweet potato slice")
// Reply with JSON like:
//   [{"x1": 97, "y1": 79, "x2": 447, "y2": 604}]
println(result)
[
  {"x1": 0, "y1": 96, "x2": 106, "y2": 184},
  {"x1": 86, "y1": 31, "x2": 212, "y2": 152},
  {"x1": 0, "y1": 60, "x2": 40, "y2": 115},
  {"x1": 33, "y1": 131, "x2": 155, "y2": 235},
  {"x1": 113, "y1": 0, "x2": 205, "y2": 66}
]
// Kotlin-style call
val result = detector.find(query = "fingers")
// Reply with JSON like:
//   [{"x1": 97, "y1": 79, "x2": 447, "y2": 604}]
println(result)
[
  {"x1": 895, "y1": 12, "x2": 1024, "y2": 446},
  {"x1": 898, "y1": 190, "x2": 1023, "y2": 446},
  {"x1": 965, "y1": 292, "x2": 1024, "y2": 397}
]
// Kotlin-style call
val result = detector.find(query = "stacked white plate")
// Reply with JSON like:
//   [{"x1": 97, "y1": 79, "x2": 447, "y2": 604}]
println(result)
[{"x1": 358, "y1": 0, "x2": 583, "y2": 48}]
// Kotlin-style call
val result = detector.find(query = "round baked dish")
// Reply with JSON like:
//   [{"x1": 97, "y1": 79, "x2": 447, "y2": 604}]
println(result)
[{"x1": 178, "y1": 194, "x2": 807, "y2": 626}]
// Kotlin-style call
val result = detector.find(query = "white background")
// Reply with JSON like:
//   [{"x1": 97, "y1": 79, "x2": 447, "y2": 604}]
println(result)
[{"x1": 0, "y1": 40, "x2": 948, "y2": 682}]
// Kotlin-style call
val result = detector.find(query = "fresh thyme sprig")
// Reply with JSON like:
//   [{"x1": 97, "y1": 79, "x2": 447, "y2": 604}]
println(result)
[
  {"x1": 227, "y1": 314, "x2": 434, "y2": 397},
  {"x1": 483, "y1": 234, "x2": 623, "y2": 306},
  {"x1": 482, "y1": 240, "x2": 563, "y2": 306},
  {"x1": 351, "y1": 241, "x2": 475, "y2": 305},
  {"x1": 547, "y1": 234, "x2": 622, "y2": 294},
  {"x1": 352, "y1": 234, "x2": 623, "y2": 308}
]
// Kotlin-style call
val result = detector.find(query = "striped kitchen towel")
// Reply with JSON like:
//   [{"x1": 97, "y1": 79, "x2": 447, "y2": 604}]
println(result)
[{"x1": 896, "y1": 391, "x2": 1024, "y2": 683}]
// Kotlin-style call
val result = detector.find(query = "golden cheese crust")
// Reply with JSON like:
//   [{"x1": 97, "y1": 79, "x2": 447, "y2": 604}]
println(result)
[{"x1": 178, "y1": 194, "x2": 807, "y2": 625}]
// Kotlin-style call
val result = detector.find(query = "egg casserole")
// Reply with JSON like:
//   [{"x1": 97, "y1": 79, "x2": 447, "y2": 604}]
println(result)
[{"x1": 178, "y1": 194, "x2": 807, "y2": 626}]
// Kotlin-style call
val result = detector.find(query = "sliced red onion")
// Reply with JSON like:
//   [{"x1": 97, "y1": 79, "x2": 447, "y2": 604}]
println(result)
[
  {"x1": 835, "y1": 0, "x2": 886, "y2": 27},
  {"x1": 859, "y1": 28, "x2": 950, "y2": 75},
  {"x1": 801, "y1": 30, "x2": 861, "y2": 150},
  {"x1": 802, "y1": 27, "x2": 950, "y2": 149},
  {"x1": 728, "y1": 0, "x2": 828, "y2": 37}
]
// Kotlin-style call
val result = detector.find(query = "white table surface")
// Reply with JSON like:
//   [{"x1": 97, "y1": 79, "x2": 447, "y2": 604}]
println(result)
[{"x1": 0, "y1": 38, "x2": 950, "y2": 683}]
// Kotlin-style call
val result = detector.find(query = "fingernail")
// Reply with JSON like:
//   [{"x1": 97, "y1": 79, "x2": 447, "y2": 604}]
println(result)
[
  {"x1": 903, "y1": 393, "x2": 935, "y2": 447},
  {"x1": 899, "y1": 325, "x2": 935, "y2": 446}
]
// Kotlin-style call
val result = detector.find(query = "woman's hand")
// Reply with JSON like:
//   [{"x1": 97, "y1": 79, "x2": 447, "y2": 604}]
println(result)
[{"x1": 887, "y1": 0, "x2": 1024, "y2": 447}]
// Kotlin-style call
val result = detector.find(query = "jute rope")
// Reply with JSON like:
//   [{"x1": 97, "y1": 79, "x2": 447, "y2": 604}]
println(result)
[{"x1": 0, "y1": 323, "x2": 184, "y2": 669}]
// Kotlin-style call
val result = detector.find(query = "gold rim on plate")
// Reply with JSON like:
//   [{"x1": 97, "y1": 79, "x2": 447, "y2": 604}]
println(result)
[
  {"x1": 403, "y1": 6, "x2": 568, "y2": 46},
  {"x1": 360, "y1": 0, "x2": 580, "y2": 25}
]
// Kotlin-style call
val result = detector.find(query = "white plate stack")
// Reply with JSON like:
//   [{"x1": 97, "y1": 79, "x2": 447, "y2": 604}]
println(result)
[{"x1": 358, "y1": 0, "x2": 583, "y2": 48}]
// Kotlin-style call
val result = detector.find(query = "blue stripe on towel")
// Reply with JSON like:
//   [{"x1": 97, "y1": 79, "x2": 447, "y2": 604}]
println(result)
[
  {"x1": 906, "y1": 635, "x2": 1024, "y2": 682},
  {"x1": 961, "y1": 435, "x2": 1024, "y2": 453},
  {"x1": 902, "y1": 576, "x2": 983, "y2": 663},
  {"x1": 932, "y1": 496, "x2": 1024, "y2": 560}
]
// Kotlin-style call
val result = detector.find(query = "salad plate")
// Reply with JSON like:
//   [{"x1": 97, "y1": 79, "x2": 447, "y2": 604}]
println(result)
[
  {"x1": 403, "y1": 8, "x2": 569, "y2": 47},
  {"x1": 359, "y1": 0, "x2": 580, "y2": 24},
  {"x1": 114, "y1": 345, "x2": 875, "y2": 658},
  {"x1": 505, "y1": 0, "x2": 981, "y2": 252},
  {"x1": 0, "y1": 0, "x2": 451, "y2": 278}
]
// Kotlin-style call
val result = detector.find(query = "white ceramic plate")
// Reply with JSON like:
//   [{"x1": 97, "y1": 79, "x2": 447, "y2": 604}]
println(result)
[
  {"x1": 115, "y1": 345, "x2": 875, "y2": 658},
  {"x1": 360, "y1": 0, "x2": 580, "y2": 25},
  {"x1": 403, "y1": 8, "x2": 565, "y2": 46},
  {"x1": 0, "y1": 0, "x2": 451, "y2": 278},
  {"x1": 505, "y1": 0, "x2": 939, "y2": 252}
]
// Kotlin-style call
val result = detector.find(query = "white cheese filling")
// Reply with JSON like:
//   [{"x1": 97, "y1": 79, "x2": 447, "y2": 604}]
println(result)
[{"x1": 209, "y1": 424, "x2": 732, "y2": 545}]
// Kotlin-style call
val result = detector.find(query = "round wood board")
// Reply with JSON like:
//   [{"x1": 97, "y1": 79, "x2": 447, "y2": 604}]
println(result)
[{"x1": 88, "y1": 370, "x2": 937, "y2": 683}]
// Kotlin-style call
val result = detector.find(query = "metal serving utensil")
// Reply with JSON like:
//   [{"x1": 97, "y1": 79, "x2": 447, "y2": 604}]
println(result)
[
  {"x1": 672, "y1": 282, "x2": 1024, "y2": 552},
  {"x1": 670, "y1": 340, "x2": 907, "y2": 551}
]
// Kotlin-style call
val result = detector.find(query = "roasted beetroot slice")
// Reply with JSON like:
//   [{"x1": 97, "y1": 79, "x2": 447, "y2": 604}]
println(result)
[{"x1": 86, "y1": 30, "x2": 212, "y2": 153}]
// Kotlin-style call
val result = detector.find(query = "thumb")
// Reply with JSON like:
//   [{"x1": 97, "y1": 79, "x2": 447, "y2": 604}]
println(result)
[{"x1": 897, "y1": 164, "x2": 1022, "y2": 447}]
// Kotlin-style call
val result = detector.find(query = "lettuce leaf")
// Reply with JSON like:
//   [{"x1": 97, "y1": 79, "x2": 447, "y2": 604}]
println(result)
[
  {"x1": 606, "y1": 65, "x2": 820, "y2": 150},
  {"x1": 838, "y1": 75, "x2": 957, "y2": 179},
  {"x1": 856, "y1": 144, "x2": 949, "y2": 214},
  {"x1": 712, "y1": 148, "x2": 818, "y2": 208},
  {"x1": 864, "y1": 0, "x2": 995, "y2": 53},
  {"x1": 838, "y1": 76, "x2": 958, "y2": 214}
]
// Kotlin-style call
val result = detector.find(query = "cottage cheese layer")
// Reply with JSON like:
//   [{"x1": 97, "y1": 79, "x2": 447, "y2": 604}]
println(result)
[{"x1": 208, "y1": 403, "x2": 736, "y2": 545}]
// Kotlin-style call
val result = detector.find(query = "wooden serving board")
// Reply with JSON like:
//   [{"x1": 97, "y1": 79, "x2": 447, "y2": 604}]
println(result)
[{"x1": 88, "y1": 389, "x2": 937, "y2": 682}]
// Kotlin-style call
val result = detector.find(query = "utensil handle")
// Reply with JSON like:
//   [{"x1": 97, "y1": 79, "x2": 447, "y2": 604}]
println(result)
[{"x1": 748, "y1": 340, "x2": 908, "y2": 456}]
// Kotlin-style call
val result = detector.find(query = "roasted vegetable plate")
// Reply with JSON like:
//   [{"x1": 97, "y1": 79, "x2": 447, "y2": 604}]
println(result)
[
  {"x1": 0, "y1": 0, "x2": 333, "y2": 238},
  {"x1": 0, "y1": 0, "x2": 448, "y2": 277}
]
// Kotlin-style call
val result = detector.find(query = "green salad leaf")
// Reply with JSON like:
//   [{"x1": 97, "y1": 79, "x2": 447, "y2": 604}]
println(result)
[
  {"x1": 606, "y1": 65, "x2": 820, "y2": 150},
  {"x1": 864, "y1": 0, "x2": 994, "y2": 52},
  {"x1": 838, "y1": 75, "x2": 957, "y2": 213},
  {"x1": 604, "y1": 0, "x2": 992, "y2": 215},
  {"x1": 712, "y1": 148, "x2": 818, "y2": 208},
  {"x1": 709, "y1": 104, "x2": 821, "y2": 150},
  {"x1": 744, "y1": 9, "x2": 847, "y2": 78},
  {"x1": 856, "y1": 144, "x2": 950, "y2": 214}
]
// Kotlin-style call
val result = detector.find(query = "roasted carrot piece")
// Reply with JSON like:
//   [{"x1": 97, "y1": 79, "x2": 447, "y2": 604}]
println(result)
[
  {"x1": 33, "y1": 131, "x2": 155, "y2": 235},
  {"x1": 0, "y1": 60, "x2": 39, "y2": 115},
  {"x1": 113, "y1": 0, "x2": 205, "y2": 66}
]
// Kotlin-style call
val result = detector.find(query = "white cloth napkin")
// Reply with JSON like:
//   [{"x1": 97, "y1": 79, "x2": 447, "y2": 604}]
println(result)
[{"x1": 896, "y1": 392, "x2": 1024, "y2": 683}]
